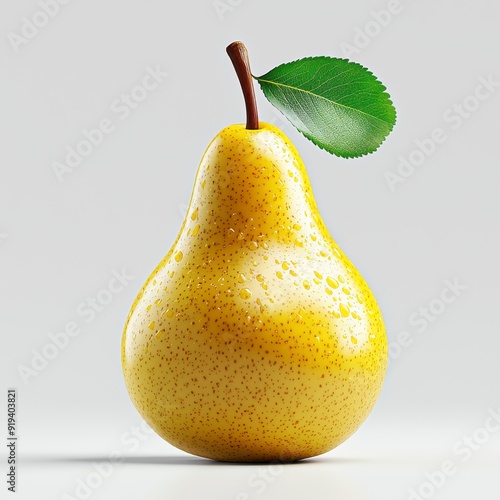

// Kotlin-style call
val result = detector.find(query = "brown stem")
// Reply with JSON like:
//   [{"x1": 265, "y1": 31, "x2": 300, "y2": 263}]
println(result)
[{"x1": 226, "y1": 41, "x2": 259, "y2": 130}]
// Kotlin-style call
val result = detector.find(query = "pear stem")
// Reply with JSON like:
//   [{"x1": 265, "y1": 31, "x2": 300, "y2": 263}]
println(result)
[{"x1": 226, "y1": 41, "x2": 259, "y2": 130}]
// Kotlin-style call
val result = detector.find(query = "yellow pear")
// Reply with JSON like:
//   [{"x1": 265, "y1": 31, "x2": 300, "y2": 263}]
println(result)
[{"x1": 121, "y1": 42, "x2": 387, "y2": 462}]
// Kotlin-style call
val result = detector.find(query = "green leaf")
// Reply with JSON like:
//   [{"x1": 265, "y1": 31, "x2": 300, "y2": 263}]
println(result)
[{"x1": 255, "y1": 57, "x2": 396, "y2": 158}]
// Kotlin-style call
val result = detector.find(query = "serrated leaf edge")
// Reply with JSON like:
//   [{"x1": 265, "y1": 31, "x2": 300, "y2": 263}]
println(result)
[
  {"x1": 254, "y1": 56, "x2": 397, "y2": 159},
  {"x1": 258, "y1": 83, "x2": 397, "y2": 159}
]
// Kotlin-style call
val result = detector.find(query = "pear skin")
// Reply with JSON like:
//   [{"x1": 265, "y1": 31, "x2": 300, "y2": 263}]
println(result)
[{"x1": 121, "y1": 123, "x2": 388, "y2": 462}]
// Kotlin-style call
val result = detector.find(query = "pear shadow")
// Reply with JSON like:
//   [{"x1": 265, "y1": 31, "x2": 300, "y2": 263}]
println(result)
[
  {"x1": 22, "y1": 454, "x2": 380, "y2": 467},
  {"x1": 22, "y1": 455, "x2": 209, "y2": 466}
]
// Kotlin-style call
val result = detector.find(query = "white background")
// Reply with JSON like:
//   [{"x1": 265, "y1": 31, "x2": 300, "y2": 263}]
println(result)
[{"x1": 1, "y1": 1, "x2": 499, "y2": 499}]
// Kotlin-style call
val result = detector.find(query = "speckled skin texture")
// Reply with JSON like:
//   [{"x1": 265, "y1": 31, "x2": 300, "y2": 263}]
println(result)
[{"x1": 121, "y1": 123, "x2": 388, "y2": 462}]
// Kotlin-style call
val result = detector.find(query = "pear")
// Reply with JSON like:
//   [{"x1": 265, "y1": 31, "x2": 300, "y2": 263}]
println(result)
[{"x1": 121, "y1": 42, "x2": 387, "y2": 462}]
